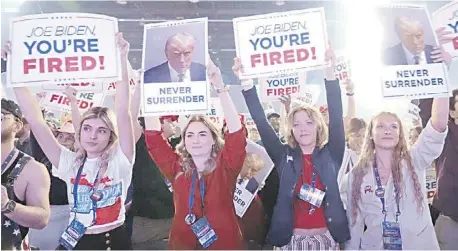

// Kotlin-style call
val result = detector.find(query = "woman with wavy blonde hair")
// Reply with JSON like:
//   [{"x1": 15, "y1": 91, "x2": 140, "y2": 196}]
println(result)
[
  {"x1": 144, "y1": 58, "x2": 247, "y2": 250},
  {"x1": 235, "y1": 43, "x2": 350, "y2": 250},
  {"x1": 345, "y1": 95, "x2": 449, "y2": 250},
  {"x1": 12, "y1": 33, "x2": 136, "y2": 250}
]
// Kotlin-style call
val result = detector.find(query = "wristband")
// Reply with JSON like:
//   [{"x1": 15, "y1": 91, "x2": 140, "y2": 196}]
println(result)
[{"x1": 346, "y1": 93, "x2": 354, "y2": 96}]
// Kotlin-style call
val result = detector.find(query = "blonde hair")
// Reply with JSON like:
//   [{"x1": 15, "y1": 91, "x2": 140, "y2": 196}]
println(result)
[
  {"x1": 240, "y1": 153, "x2": 264, "y2": 180},
  {"x1": 350, "y1": 112, "x2": 424, "y2": 225},
  {"x1": 176, "y1": 115, "x2": 224, "y2": 176},
  {"x1": 285, "y1": 105, "x2": 328, "y2": 149},
  {"x1": 74, "y1": 107, "x2": 118, "y2": 172}
]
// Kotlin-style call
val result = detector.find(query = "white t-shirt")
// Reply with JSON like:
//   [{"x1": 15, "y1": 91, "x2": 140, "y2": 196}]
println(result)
[{"x1": 52, "y1": 145, "x2": 134, "y2": 231}]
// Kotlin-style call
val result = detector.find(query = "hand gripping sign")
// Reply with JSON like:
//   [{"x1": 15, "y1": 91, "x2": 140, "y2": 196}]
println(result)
[
  {"x1": 7, "y1": 13, "x2": 121, "y2": 87},
  {"x1": 233, "y1": 8, "x2": 328, "y2": 79},
  {"x1": 433, "y1": 1, "x2": 458, "y2": 60}
]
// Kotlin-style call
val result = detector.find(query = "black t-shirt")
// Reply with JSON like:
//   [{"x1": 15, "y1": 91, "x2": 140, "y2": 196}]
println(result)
[{"x1": 131, "y1": 134, "x2": 174, "y2": 219}]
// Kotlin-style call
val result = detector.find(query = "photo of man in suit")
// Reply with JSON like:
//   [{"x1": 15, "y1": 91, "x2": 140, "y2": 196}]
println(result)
[
  {"x1": 144, "y1": 32, "x2": 207, "y2": 83},
  {"x1": 383, "y1": 16, "x2": 435, "y2": 65}
]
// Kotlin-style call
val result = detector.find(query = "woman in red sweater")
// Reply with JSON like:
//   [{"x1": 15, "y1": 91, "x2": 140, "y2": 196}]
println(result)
[{"x1": 143, "y1": 58, "x2": 247, "y2": 250}]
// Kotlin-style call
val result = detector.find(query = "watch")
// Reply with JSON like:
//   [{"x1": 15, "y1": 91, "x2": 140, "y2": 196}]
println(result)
[
  {"x1": 2, "y1": 200, "x2": 16, "y2": 214},
  {"x1": 216, "y1": 85, "x2": 229, "y2": 94}
]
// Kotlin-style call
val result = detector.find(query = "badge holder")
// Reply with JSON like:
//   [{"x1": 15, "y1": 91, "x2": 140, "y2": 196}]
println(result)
[
  {"x1": 186, "y1": 170, "x2": 217, "y2": 249},
  {"x1": 373, "y1": 160, "x2": 403, "y2": 250},
  {"x1": 297, "y1": 170, "x2": 325, "y2": 214}
]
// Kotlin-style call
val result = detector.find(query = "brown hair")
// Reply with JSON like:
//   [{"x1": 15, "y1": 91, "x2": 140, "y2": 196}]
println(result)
[
  {"x1": 285, "y1": 105, "x2": 328, "y2": 149},
  {"x1": 350, "y1": 112, "x2": 424, "y2": 225},
  {"x1": 176, "y1": 115, "x2": 224, "y2": 175},
  {"x1": 74, "y1": 107, "x2": 118, "y2": 174}
]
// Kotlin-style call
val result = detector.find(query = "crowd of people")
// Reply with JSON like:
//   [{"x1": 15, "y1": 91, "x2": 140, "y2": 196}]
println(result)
[{"x1": 1, "y1": 12, "x2": 458, "y2": 251}]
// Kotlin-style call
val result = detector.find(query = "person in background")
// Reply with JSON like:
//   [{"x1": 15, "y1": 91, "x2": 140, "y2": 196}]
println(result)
[
  {"x1": 236, "y1": 42, "x2": 350, "y2": 250},
  {"x1": 1, "y1": 98, "x2": 51, "y2": 250},
  {"x1": 128, "y1": 74, "x2": 174, "y2": 250},
  {"x1": 9, "y1": 33, "x2": 135, "y2": 250},
  {"x1": 15, "y1": 118, "x2": 32, "y2": 155},
  {"x1": 248, "y1": 127, "x2": 261, "y2": 142},
  {"x1": 144, "y1": 57, "x2": 247, "y2": 249}
]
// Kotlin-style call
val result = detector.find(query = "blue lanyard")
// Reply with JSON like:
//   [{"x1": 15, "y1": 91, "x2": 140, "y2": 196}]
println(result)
[
  {"x1": 1, "y1": 148, "x2": 17, "y2": 174},
  {"x1": 373, "y1": 160, "x2": 401, "y2": 222},
  {"x1": 72, "y1": 160, "x2": 100, "y2": 227},
  {"x1": 188, "y1": 170, "x2": 205, "y2": 215}
]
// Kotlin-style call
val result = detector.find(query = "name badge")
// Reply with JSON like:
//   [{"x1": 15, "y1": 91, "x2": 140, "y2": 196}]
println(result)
[
  {"x1": 298, "y1": 184, "x2": 325, "y2": 208},
  {"x1": 58, "y1": 219, "x2": 86, "y2": 250},
  {"x1": 190, "y1": 216, "x2": 218, "y2": 249},
  {"x1": 382, "y1": 221, "x2": 403, "y2": 250}
]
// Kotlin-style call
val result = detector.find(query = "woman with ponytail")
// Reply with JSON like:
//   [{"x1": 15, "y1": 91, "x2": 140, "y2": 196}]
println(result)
[{"x1": 10, "y1": 33, "x2": 135, "y2": 250}]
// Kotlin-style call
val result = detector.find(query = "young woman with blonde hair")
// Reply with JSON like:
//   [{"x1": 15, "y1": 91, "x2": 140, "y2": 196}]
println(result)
[
  {"x1": 144, "y1": 58, "x2": 247, "y2": 249},
  {"x1": 9, "y1": 33, "x2": 135, "y2": 250},
  {"x1": 235, "y1": 43, "x2": 350, "y2": 250}
]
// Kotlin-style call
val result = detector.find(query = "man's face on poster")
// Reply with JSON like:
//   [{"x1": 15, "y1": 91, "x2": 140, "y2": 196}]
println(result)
[
  {"x1": 165, "y1": 35, "x2": 195, "y2": 74},
  {"x1": 397, "y1": 17, "x2": 425, "y2": 55}
]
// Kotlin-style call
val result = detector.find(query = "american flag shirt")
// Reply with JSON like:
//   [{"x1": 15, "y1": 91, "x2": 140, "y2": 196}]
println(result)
[{"x1": 1, "y1": 214, "x2": 30, "y2": 250}]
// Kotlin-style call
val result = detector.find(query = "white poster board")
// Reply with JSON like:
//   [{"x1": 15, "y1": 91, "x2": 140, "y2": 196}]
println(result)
[
  {"x1": 377, "y1": 5, "x2": 451, "y2": 99},
  {"x1": 141, "y1": 18, "x2": 209, "y2": 116},
  {"x1": 334, "y1": 51, "x2": 352, "y2": 83},
  {"x1": 259, "y1": 71, "x2": 306, "y2": 101},
  {"x1": 40, "y1": 91, "x2": 105, "y2": 113},
  {"x1": 8, "y1": 13, "x2": 121, "y2": 87},
  {"x1": 233, "y1": 8, "x2": 328, "y2": 79},
  {"x1": 433, "y1": 1, "x2": 458, "y2": 60}
]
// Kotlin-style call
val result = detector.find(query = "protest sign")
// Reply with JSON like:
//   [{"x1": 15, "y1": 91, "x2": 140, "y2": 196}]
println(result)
[
  {"x1": 405, "y1": 102, "x2": 421, "y2": 121},
  {"x1": 233, "y1": 8, "x2": 328, "y2": 79},
  {"x1": 425, "y1": 167, "x2": 437, "y2": 204},
  {"x1": 296, "y1": 84, "x2": 320, "y2": 106},
  {"x1": 40, "y1": 91, "x2": 105, "y2": 113},
  {"x1": 141, "y1": 18, "x2": 209, "y2": 115},
  {"x1": 242, "y1": 113, "x2": 256, "y2": 129},
  {"x1": 233, "y1": 150, "x2": 274, "y2": 217},
  {"x1": 259, "y1": 71, "x2": 306, "y2": 101},
  {"x1": 334, "y1": 51, "x2": 352, "y2": 82},
  {"x1": 42, "y1": 82, "x2": 104, "y2": 93},
  {"x1": 8, "y1": 13, "x2": 121, "y2": 87},
  {"x1": 377, "y1": 5, "x2": 451, "y2": 99},
  {"x1": 206, "y1": 98, "x2": 224, "y2": 129},
  {"x1": 433, "y1": 1, "x2": 458, "y2": 60},
  {"x1": 105, "y1": 60, "x2": 137, "y2": 95}
]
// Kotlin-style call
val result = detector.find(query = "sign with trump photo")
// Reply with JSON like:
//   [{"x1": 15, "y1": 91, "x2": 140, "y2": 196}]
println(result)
[
  {"x1": 376, "y1": 5, "x2": 450, "y2": 99},
  {"x1": 141, "y1": 18, "x2": 209, "y2": 115}
]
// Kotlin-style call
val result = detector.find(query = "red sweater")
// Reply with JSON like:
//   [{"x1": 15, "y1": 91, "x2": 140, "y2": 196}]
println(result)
[
  {"x1": 145, "y1": 128, "x2": 247, "y2": 250},
  {"x1": 293, "y1": 154, "x2": 327, "y2": 229}
]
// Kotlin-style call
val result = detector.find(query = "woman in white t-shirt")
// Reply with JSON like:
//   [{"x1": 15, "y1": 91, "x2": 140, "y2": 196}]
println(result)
[{"x1": 10, "y1": 33, "x2": 135, "y2": 250}]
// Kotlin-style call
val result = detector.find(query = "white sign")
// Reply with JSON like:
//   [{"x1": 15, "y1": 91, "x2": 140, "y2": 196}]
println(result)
[
  {"x1": 381, "y1": 65, "x2": 450, "y2": 99},
  {"x1": 40, "y1": 91, "x2": 105, "y2": 113},
  {"x1": 259, "y1": 71, "x2": 306, "y2": 101},
  {"x1": 426, "y1": 167, "x2": 437, "y2": 204},
  {"x1": 141, "y1": 18, "x2": 209, "y2": 116},
  {"x1": 377, "y1": 5, "x2": 451, "y2": 99},
  {"x1": 296, "y1": 84, "x2": 320, "y2": 106},
  {"x1": 42, "y1": 82, "x2": 104, "y2": 93},
  {"x1": 8, "y1": 13, "x2": 121, "y2": 87},
  {"x1": 433, "y1": 1, "x2": 458, "y2": 60},
  {"x1": 334, "y1": 51, "x2": 352, "y2": 83},
  {"x1": 105, "y1": 60, "x2": 137, "y2": 95},
  {"x1": 233, "y1": 8, "x2": 328, "y2": 79},
  {"x1": 205, "y1": 98, "x2": 224, "y2": 129}
]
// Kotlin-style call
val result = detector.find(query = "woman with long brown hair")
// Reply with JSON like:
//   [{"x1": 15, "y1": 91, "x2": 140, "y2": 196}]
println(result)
[
  {"x1": 9, "y1": 33, "x2": 135, "y2": 250},
  {"x1": 345, "y1": 96, "x2": 449, "y2": 249},
  {"x1": 143, "y1": 58, "x2": 247, "y2": 249}
]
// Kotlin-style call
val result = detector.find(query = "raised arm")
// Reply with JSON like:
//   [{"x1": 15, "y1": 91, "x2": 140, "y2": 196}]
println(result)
[
  {"x1": 207, "y1": 57, "x2": 246, "y2": 173},
  {"x1": 130, "y1": 70, "x2": 144, "y2": 143},
  {"x1": 63, "y1": 86, "x2": 81, "y2": 130},
  {"x1": 144, "y1": 116, "x2": 180, "y2": 182},
  {"x1": 115, "y1": 33, "x2": 135, "y2": 162},
  {"x1": 324, "y1": 43, "x2": 345, "y2": 168},
  {"x1": 233, "y1": 58, "x2": 284, "y2": 165},
  {"x1": 342, "y1": 79, "x2": 355, "y2": 130},
  {"x1": 2, "y1": 42, "x2": 62, "y2": 167}
]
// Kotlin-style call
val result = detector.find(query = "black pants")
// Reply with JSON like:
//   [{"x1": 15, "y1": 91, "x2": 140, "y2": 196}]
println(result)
[{"x1": 57, "y1": 225, "x2": 132, "y2": 250}]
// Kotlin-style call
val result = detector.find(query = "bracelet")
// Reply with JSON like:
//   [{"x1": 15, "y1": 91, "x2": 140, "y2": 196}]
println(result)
[
  {"x1": 216, "y1": 85, "x2": 229, "y2": 94},
  {"x1": 346, "y1": 93, "x2": 354, "y2": 96}
]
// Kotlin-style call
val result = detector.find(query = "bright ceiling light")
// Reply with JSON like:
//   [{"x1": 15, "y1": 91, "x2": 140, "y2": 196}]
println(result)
[
  {"x1": 189, "y1": 0, "x2": 199, "y2": 3},
  {"x1": 276, "y1": 1, "x2": 285, "y2": 6},
  {"x1": 117, "y1": 0, "x2": 127, "y2": 4}
]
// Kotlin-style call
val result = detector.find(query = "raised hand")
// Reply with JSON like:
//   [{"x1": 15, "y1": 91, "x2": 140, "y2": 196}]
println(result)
[
  {"x1": 206, "y1": 56, "x2": 224, "y2": 89},
  {"x1": 232, "y1": 57, "x2": 244, "y2": 79},
  {"x1": 116, "y1": 32, "x2": 130, "y2": 57},
  {"x1": 64, "y1": 86, "x2": 77, "y2": 101},
  {"x1": 325, "y1": 41, "x2": 337, "y2": 80},
  {"x1": 1, "y1": 41, "x2": 11, "y2": 60},
  {"x1": 343, "y1": 79, "x2": 355, "y2": 94},
  {"x1": 435, "y1": 27, "x2": 454, "y2": 45}
]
